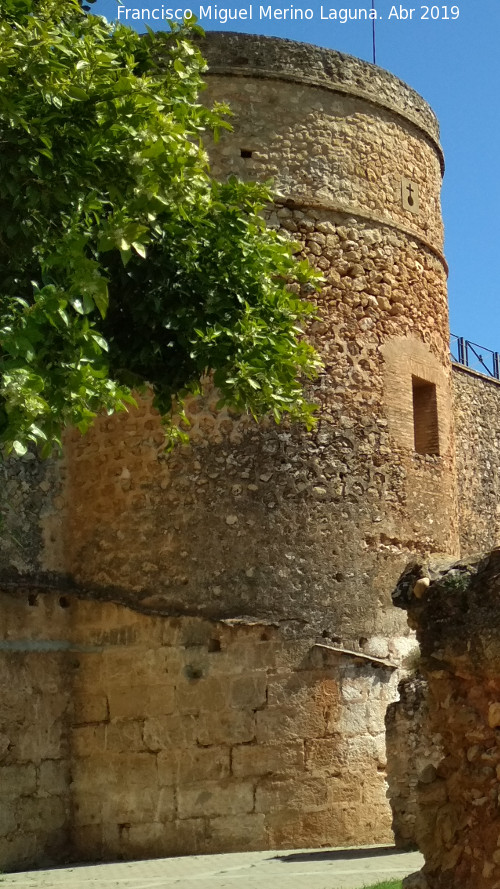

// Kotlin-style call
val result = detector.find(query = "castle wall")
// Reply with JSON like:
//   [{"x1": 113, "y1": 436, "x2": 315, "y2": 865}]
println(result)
[
  {"x1": 0, "y1": 590, "x2": 397, "y2": 871},
  {"x1": 53, "y1": 34, "x2": 458, "y2": 635},
  {"x1": 452, "y1": 364, "x2": 500, "y2": 555},
  {"x1": 0, "y1": 640, "x2": 70, "y2": 870},
  {"x1": 57, "y1": 217, "x2": 456, "y2": 641},
  {"x1": 194, "y1": 33, "x2": 444, "y2": 249},
  {"x1": 386, "y1": 675, "x2": 442, "y2": 851},
  {"x1": 0, "y1": 34, "x2": 462, "y2": 868}
]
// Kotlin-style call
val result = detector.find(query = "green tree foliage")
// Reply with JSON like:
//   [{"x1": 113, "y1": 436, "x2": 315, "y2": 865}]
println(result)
[{"x1": 0, "y1": 0, "x2": 321, "y2": 457}]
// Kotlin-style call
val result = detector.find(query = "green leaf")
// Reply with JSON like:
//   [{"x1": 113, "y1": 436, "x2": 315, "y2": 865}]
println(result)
[
  {"x1": 113, "y1": 76, "x2": 134, "y2": 95},
  {"x1": 82, "y1": 293, "x2": 95, "y2": 314},
  {"x1": 67, "y1": 85, "x2": 89, "y2": 101},
  {"x1": 70, "y1": 298, "x2": 85, "y2": 314},
  {"x1": 29, "y1": 424, "x2": 47, "y2": 441},
  {"x1": 93, "y1": 279, "x2": 109, "y2": 318},
  {"x1": 120, "y1": 249, "x2": 132, "y2": 267},
  {"x1": 142, "y1": 140, "x2": 165, "y2": 159},
  {"x1": 90, "y1": 332, "x2": 109, "y2": 351},
  {"x1": 132, "y1": 242, "x2": 146, "y2": 259}
]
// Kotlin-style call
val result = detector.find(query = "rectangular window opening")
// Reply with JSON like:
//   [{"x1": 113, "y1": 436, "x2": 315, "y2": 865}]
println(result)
[
  {"x1": 412, "y1": 376, "x2": 440, "y2": 456},
  {"x1": 240, "y1": 149, "x2": 253, "y2": 158}
]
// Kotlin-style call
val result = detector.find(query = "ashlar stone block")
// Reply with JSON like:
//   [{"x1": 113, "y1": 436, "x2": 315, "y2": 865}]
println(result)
[
  {"x1": 232, "y1": 741, "x2": 305, "y2": 777},
  {"x1": 255, "y1": 776, "x2": 329, "y2": 813},
  {"x1": 178, "y1": 780, "x2": 254, "y2": 819},
  {"x1": 108, "y1": 685, "x2": 175, "y2": 720},
  {"x1": 197, "y1": 710, "x2": 255, "y2": 746}
]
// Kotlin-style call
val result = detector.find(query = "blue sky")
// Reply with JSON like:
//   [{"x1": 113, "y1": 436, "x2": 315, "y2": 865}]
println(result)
[{"x1": 93, "y1": 0, "x2": 500, "y2": 357}]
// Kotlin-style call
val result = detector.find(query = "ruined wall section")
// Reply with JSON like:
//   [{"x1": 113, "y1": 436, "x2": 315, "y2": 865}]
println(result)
[
  {"x1": 452, "y1": 365, "x2": 500, "y2": 556},
  {"x1": 386, "y1": 675, "x2": 442, "y2": 850},
  {"x1": 0, "y1": 589, "x2": 397, "y2": 871},
  {"x1": 394, "y1": 552, "x2": 500, "y2": 889}
]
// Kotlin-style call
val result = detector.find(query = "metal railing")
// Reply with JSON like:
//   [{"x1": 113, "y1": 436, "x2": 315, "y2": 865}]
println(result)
[{"x1": 450, "y1": 334, "x2": 500, "y2": 381}]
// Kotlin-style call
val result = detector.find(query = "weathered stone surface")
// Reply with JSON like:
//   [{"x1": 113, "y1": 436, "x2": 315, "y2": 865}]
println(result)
[
  {"x1": 38, "y1": 760, "x2": 69, "y2": 797},
  {"x1": 143, "y1": 714, "x2": 198, "y2": 750},
  {"x1": 232, "y1": 742, "x2": 305, "y2": 778},
  {"x1": 229, "y1": 675, "x2": 267, "y2": 710},
  {"x1": 73, "y1": 695, "x2": 109, "y2": 725},
  {"x1": 178, "y1": 780, "x2": 254, "y2": 819},
  {"x1": 255, "y1": 777, "x2": 329, "y2": 813},
  {"x1": 386, "y1": 675, "x2": 442, "y2": 849},
  {"x1": 305, "y1": 738, "x2": 345, "y2": 776},
  {"x1": 197, "y1": 710, "x2": 256, "y2": 746},
  {"x1": 0, "y1": 595, "x2": 397, "y2": 870},
  {"x1": 256, "y1": 704, "x2": 327, "y2": 743},
  {"x1": 206, "y1": 814, "x2": 266, "y2": 852},
  {"x1": 0, "y1": 764, "x2": 37, "y2": 796},
  {"x1": 452, "y1": 367, "x2": 500, "y2": 555},
  {"x1": 103, "y1": 787, "x2": 175, "y2": 824},
  {"x1": 157, "y1": 746, "x2": 230, "y2": 785},
  {"x1": 393, "y1": 551, "x2": 500, "y2": 888},
  {"x1": 107, "y1": 685, "x2": 175, "y2": 720}
]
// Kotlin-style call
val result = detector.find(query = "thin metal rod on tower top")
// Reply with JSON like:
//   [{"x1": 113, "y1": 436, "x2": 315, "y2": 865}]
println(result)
[{"x1": 372, "y1": 0, "x2": 377, "y2": 64}]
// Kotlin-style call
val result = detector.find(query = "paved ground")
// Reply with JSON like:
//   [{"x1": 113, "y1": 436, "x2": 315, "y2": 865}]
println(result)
[{"x1": 2, "y1": 847, "x2": 423, "y2": 889}]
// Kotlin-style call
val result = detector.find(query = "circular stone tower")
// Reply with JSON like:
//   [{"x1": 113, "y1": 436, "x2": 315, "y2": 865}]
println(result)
[
  {"x1": 0, "y1": 34, "x2": 462, "y2": 862},
  {"x1": 58, "y1": 33, "x2": 458, "y2": 645}
]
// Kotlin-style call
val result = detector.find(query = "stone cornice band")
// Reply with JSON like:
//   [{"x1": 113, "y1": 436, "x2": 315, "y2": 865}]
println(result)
[
  {"x1": 205, "y1": 65, "x2": 445, "y2": 176},
  {"x1": 275, "y1": 196, "x2": 449, "y2": 275}
]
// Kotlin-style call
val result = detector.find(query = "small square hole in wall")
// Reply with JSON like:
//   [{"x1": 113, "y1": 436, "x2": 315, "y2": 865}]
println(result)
[
  {"x1": 412, "y1": 376, "x2": 439, "y2": 455},
  {"x1": 240, "y1": 149, "x2": 253, "y2": 158}
]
